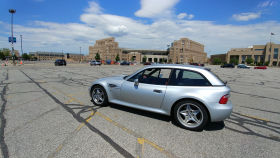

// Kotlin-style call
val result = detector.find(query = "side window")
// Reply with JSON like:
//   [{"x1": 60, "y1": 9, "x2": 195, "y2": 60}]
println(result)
[
  {"x1": 169, "y1": 69, "x2": 211, "y2": 86},
  {"x1": 140, "y1": 68, "x2": 160, "y2": 84},
  {"x1": 128, "y1": 68, "x2": 172, "y2": 85},
  {"x1": 127, "y1": 71, "x2": 144, "y2": 82}
]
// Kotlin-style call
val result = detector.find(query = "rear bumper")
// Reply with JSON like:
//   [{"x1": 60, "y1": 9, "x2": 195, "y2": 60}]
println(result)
[{"x1": 208, "y1": 100, "x2": 233, "y2": 122}]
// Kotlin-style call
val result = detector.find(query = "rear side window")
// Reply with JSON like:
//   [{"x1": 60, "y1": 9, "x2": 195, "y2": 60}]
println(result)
[{"x1": 169, "y1": 69, "x2": 211, "y2": 86}]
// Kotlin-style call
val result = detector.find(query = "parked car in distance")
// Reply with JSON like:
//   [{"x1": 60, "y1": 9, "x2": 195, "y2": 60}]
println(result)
[
  {"x1": 120, "y1": 61, "x2": 130, "y2": 65},
  {"x1": 221, "y1": 63, "x2": 234, "y2": 68},
  {"x1": 54, "y1": 59, "x2": 66, "y2": 66},
  {"x1": 254, "y1": 66, "x2": 267, "y2": 69},
  {"x1": 143, "y1": 62, "x2": 151, "y2": 65},
  {"x1": 190, "y1": 63, "x2": 204, "y2": 67},
  {"x1": 89, "y1": 64, "x2": 232, "y2": 131},
  {"x1": 237, "y1": 64, "x2": 250, "y2": 69},
  {"x1": 90, "y1": 60, "x2": 101, "y2": 66}
]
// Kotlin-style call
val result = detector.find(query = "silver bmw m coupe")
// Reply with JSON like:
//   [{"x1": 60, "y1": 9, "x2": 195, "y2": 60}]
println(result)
[{"x1": 89, "y1": 65, "x2": 232, "y2": 130}]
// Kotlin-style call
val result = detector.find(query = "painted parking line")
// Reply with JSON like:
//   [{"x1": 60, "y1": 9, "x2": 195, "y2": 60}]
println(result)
[
  {"x1": 51, "y1": 86, "x2": 176, "y2": 158},
  {"x1": 49, "y1": 109, "x2": 96, "y2": 158},
  {"x1": 238, "y1": 113, "x2": 269, "y2": 122}
]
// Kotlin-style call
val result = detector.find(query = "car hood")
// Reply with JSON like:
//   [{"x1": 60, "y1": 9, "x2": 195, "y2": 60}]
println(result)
[{"x1": 92, "y1": 75, "x2": 126, "y2": 84}]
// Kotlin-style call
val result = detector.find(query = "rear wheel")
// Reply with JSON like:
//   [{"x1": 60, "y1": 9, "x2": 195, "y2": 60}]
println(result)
[
  {"x1": 173, "y1": 100, "x2": 209, "y2": 131},
  {"x1": 91, "y1": 85, "x2": 108, "y2": 106}
]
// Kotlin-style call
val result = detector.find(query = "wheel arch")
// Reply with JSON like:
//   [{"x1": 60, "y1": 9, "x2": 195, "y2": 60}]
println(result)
[{"x1": 170, "y1": 98, "x2": 211, "y2": 122}]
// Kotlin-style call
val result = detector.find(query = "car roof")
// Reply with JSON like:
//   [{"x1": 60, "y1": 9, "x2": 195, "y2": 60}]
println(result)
[
  {"x1": 144, "y1": 64, "x2": 209, "y2": 71},
  {"x1": 137, "y1": 64, "x2": 224, "y2": 86}
]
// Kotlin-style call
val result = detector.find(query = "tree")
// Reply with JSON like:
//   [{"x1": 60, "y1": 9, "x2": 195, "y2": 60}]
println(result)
[
  {"x1": 131, "y1": 56, "x2": 135, "y2": 62},
  {"x1": 230, "y1": 58, "x2": 239, "y2": 65},
  {"x1": 142, "y1": 55, "x2": 147, "y2": 63},
  {"x1": 1, "y1": 48, "x2": 10, "y2": 57},
  {"x1": 0, "y1": 52, "x2": 5, "y2": 60},
  {"x1": 22, "y1": 53, "x2": 30, "y2": 60},
  {"x1": 154, "y1": 58, "x2": 158, "y2": 63},
  {"x1": 213, "y1": 58, "x2": 222, "y2": 65},
  {"x1": 95, "y1": 53, "x2": 100, "y2": 61},
  {"x1": 264, "y1": 61, "x2": 269, "y2": 66},
  {"x1": 245, "y1": 58, "x2": 254, "y2": 64},
  {"x1": 115, "y1": 54, "x2": 120, "y2": 62}
]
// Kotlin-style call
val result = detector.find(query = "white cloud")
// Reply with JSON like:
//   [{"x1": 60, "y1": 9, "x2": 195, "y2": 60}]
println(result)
[
  {"x1": 177, "y1": 13, "x2": 187, "y2": 19},
  {"x1": 1, "y1": 2, "x2": 279, "y2": 56},
  {"x1": 188, "y1": 14, "x2": 194, "y2": 19},
  {"x1": 84, "y1": 1, "x2": 102, "y2": 14},
  {"x1": 232, "y1": 12, "x2": 261, "y2": 21},
  {"x1": 258, "y1": 1, "x2": 274, "y2": 7},
  {"x1": 135, "y1": 0, "x2": 179, "y2": 18},
  {"x1": 177, "y1": 13, "x2": 194, "y2": 20}
]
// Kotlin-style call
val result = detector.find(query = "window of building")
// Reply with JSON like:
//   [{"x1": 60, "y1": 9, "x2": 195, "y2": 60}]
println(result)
[
  {"x1": 254, "y1": 55, "x2": 258, "y2": 63},
  {"x1": 255, "y1": 49, "x2": 264, "y2": 51},
  {"x1": 274, "y1": 48, "x2": 279, "y2": 59},
  {"x1": 242, "y1": 55, "x2": 246, "y2": 63}
]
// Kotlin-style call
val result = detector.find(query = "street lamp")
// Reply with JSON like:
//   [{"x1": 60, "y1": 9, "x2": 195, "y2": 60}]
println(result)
[
  {"x1": 80, "y1": 46, "x2": 81, "y2": 63},
  {"x1": 9, "y1": 9, "x2": 16, "y2": 65},
  {"x1": 269, "y1": 32, "x2": 275, "y2": 66},
  {"x1": 20, "y1": 35, "x2": 23, "y2": 56}
]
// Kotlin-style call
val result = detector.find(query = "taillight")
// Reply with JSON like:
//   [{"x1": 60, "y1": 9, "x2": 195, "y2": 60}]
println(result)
[{"x1": 219, "y1": 94, "x2": 230, "y2": 104}]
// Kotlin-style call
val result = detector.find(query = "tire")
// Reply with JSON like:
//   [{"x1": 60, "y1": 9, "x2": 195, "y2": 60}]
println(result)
[
  {"x1": 173, "y1": 100, "x2": 209, "y2": 131},
  {"x1": 91, "y1": 85, "x2": 108, "y2": 106}
]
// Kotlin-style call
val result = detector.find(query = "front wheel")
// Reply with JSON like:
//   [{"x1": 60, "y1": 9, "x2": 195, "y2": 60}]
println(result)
[
  {"x1": 91, "y1": 85, "x2": 108, "y2": 106},
  {"x1": 173, "y1": 100, "x2": 209, "y2": 131}
]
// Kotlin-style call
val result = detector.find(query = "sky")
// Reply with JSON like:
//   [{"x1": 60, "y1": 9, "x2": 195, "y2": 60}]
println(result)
[{"x1": 0, "y1": 0, "x2": 279, "y2": 56}]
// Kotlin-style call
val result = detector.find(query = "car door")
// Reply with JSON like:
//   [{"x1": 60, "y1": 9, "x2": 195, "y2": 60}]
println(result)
[{"x1": 120, "y1": 68, "x2": 172, "y2": 108}]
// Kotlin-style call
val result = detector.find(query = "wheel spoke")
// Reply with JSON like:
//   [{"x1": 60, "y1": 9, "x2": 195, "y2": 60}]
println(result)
[
  {"x1": 186, "y1": 104, "x2": 191, "y2": 111},
  {"x1": 192, "y1": 115, "x2": 200, "y2": 123},
  {"x1": 179, "y1": 110, "x2": 188, "y2": 116},
  {"x1": 192, "y1": 110, "x2": 200, "y2": 116},
  {"x1": 185, "y1": 116, "x2": 192, "y2": 123},
  {"x1": 98, "y1": 96, "x2": 104, "y2": 102},
  {"x1": 96, "y1": 89, "x2": 101, "y2": 94}
]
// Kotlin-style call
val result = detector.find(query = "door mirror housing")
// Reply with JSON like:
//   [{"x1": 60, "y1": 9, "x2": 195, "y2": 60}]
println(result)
[{"x1": 134, "y1": 79, "x2": 139, "y2": 86}]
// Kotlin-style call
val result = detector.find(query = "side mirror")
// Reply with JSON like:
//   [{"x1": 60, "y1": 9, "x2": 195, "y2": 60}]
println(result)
[{"x1": 134, "y1": 79, "x2": 139, "y2": 86}]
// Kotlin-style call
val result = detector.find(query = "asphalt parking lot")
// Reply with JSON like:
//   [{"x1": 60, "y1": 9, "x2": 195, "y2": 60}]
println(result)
[{"x1": 0, "y1": 64, "x2": 279, "y2": 158}]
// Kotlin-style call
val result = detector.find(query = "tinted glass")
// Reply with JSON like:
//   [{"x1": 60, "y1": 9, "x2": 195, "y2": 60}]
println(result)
[
  {"x1": 127, "y1": 68, "x2": 171, "y2": 85},
  {"x1": 127, "y1": 71, "x2": 144, "y2": 82},
  {"x1": 169, "y1": 69, "x2": 211, "y2": 86}
]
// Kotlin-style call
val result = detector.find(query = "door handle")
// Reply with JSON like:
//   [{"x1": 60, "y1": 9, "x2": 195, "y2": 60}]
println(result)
[{"x1": 153, "y1": 89, "x2": 162, "y2": 93}]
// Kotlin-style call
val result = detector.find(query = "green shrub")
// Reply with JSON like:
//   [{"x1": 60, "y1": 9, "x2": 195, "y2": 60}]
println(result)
[
  {"x1": 230, "y1": 58, "x2": 239, "y2": 65},
  {"x1": 245, "y1": 58, "x2": 254, "y2": 64},
  {"x1": 264, "y1": 61, "x2": 269, "y2": 66},
  {"x1": 213, "y1": 58, "x2": 222, "y2": 65}
]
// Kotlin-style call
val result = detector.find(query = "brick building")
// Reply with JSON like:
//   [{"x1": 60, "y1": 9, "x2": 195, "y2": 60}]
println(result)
[
  {"x1": 226, "y1": 43, "x2": 280, "y2": 66},
  {"x1": 89, "y1": 37, "x2": 207, "y2": 64},
  {"x1": 168, "y1": 38, "x2": 207, "y2": 64},
  {"x1": 88, "y1": 37, "x2": 122, "y2": 61}
]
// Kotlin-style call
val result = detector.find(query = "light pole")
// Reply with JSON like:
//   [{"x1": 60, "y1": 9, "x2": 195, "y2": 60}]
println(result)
[
  {"x1": 270, "y1": 32, "x2": 275, "y2": 66},
  {"x1": 9, "y1": 9, "x2": 16, "y2": 65},
  {"x1": 80, "y1": 46, "x2": 81, "y2": 63},
  {"x1": 20, "y1": 35, "x2": 23, "y2": 56}
]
